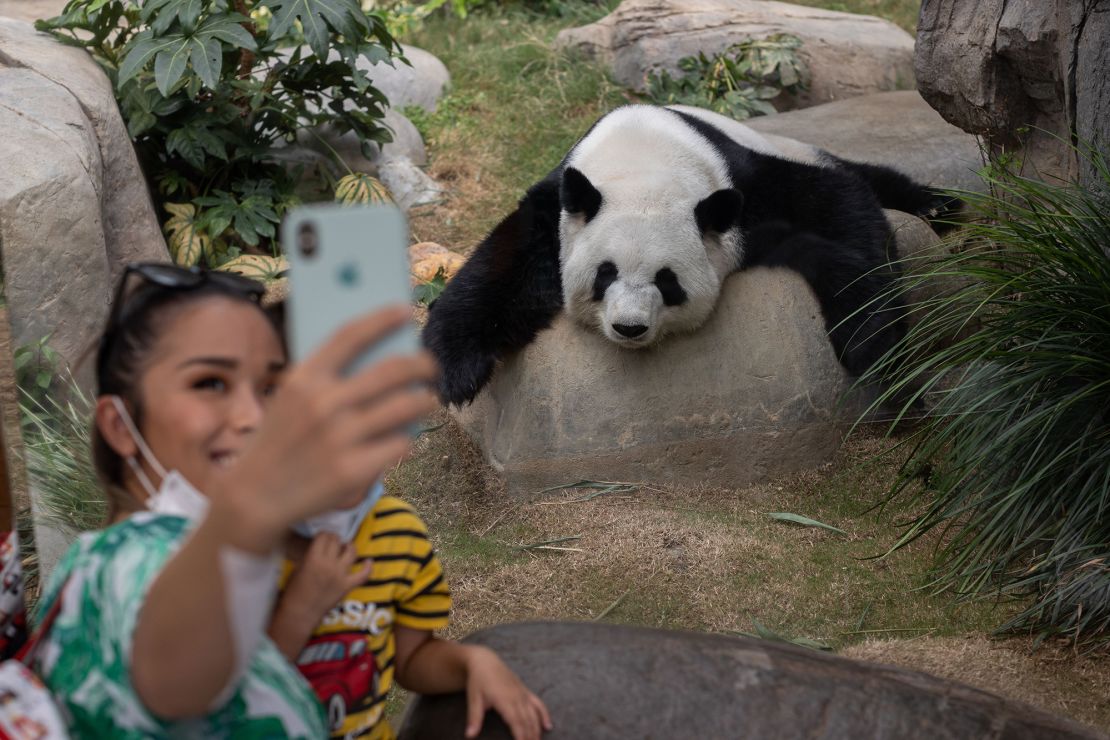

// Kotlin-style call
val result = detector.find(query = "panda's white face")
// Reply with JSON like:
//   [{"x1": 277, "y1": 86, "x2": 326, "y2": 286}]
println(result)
[
  {"x1": 555, "y1": 106, "x2": 749, "y2": 348},
  {"x1": 560, "y1": 205, "x2": 738, "y2": 348}
]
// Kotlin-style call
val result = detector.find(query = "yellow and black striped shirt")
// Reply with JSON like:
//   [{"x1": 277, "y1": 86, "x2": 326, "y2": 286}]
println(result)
[{"x1": 281, "y1": 495, "x2": 451, "y2": 739}]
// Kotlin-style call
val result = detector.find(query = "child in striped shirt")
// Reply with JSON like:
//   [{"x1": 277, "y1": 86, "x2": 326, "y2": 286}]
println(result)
[{"x1": 269, "y1": 488, "x2": 550, "y2": 740}]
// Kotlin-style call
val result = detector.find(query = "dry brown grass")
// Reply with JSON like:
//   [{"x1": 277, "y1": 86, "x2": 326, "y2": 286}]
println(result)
[
  {"x1": 844, "y1": 637, "x2": 1110, "y2": 732},
  {"x1": 386, "y1": 417, "x2": 1108, "y2": 732}
]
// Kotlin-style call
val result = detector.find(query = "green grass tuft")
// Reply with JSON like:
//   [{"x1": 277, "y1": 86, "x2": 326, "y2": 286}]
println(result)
[{"x1": 859, "y1": 143, "x2": 1110, "y2": 647}]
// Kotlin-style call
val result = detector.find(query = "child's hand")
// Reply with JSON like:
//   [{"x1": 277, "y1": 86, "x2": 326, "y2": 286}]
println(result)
[
  {"x1": 463, "y1": 645, "x2": 552, "y2": 740},
  {"x1": 286, "y1": 533, "x2": 371, "y2": 620},
  {"x1": 269, "y1": 533, "x2": 371, "y2": 662}
]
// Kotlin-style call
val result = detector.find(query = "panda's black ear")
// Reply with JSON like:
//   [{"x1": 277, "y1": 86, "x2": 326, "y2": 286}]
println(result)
[
  {"x1": 561, "y1": 167, "x2": 602, "y2": 222},
  {"x1": 695, "y1": 188, "x2": 744, "y2": 235}
]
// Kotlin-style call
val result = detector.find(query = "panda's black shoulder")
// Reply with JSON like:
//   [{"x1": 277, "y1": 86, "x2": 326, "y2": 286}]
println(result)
[
  {"x1": 668, "y1": 109, "x2": 832, "y2": 185},
  {"x1": 670, "y1": 109, "x2": 882, "y2": 225}
]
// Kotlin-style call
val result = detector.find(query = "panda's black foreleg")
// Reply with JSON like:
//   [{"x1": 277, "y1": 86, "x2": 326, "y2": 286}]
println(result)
[
  {"x1": 831, "y1": 158, "x2": 963, "y2": 235},
  {"x1": 744, "y1": 221, "x2": 906, "y2": 377},
  {"x1": 422, "y1": 178, "x2": 565, "y2": 406}
]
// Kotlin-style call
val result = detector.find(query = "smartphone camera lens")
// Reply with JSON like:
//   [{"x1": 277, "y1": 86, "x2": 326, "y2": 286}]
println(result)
[{"x1": 297, "y1": 222, "x2": 318, "y2": 259}]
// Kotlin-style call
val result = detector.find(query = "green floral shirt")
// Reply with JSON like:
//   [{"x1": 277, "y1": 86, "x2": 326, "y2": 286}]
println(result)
[{"x1": 33, "y1": 513, "x2": 327, "y2": 738}]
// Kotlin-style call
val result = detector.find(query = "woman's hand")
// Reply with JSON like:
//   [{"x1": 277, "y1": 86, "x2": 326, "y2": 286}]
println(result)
[
  {"x1": 268, "y1": 534, "x2": 371, "y2": 660},
  {"x1": 463, "y1": 646, "x2": 552, "y2": 740},
  {"x1": 216, "y1": 307, "x2": 440, "y2": 552}
]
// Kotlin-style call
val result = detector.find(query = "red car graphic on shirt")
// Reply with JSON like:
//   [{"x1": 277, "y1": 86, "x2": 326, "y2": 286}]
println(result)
[{"x1": 297, "y1": 632, "x2": 379, "y2": 732}]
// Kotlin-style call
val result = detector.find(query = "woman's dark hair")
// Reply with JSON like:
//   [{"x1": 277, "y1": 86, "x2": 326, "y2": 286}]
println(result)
[{"x1": 92, "y1": 278, "x2": 280, "y2": 517}]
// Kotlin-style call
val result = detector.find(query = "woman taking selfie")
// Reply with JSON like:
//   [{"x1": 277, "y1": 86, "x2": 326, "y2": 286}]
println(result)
[{"x1": 30, "y1": 263, "x2": 547, "y2": 737}]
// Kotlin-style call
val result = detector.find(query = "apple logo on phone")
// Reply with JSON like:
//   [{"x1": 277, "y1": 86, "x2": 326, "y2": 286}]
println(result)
[{"x1": 338, "y1": 263, "x2": 359, "y2": 287}]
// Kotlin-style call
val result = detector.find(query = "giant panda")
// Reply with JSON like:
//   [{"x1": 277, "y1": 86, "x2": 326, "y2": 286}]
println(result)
[{"x1": 423, "y1": 104, "x2": 958, "y2": 406}]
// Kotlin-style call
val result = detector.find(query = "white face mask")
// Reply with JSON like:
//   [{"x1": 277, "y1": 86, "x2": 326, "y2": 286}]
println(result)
[
  {"x1": 293, "y1": 482, "x2": 384, "y2": 543},
  {"x1": 110, "y1": 396, "x2": 210, "y2": 522}
]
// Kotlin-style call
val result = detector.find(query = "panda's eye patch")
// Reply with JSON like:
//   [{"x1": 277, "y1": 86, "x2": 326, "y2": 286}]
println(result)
[
  {"x1": 655, "y1": 268, "x2": 687, "y2": 306},
  {"x1": 592, "y1": 261, "x2": 618, "y2": 301}
]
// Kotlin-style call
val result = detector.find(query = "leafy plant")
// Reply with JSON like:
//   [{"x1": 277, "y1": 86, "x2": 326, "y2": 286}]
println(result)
[
  {"x1": 38, "y1": 0, "x2": 403, "y2": 266},
  {"x1": 646, "y1": 34, "x2": 807, "y2": 120},
  {"x1": 412, "y1": 266, "x2": 447, "y2": 305},
  {"x1": 13, "y1": 336, "x2": 61, "y2": 402},
  {"x1": 859, "y1": 144, "x2": 1110, "y2": 647}
]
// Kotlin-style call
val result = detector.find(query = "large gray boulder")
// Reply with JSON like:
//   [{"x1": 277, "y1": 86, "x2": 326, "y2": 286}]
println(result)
[
  {"x1": 287, "y1": 43, "x2": 448, "y2": 211},
  {"x1": 0, "y1": 18, "x2": 167, "y2": 374},
  {"x1": 555, "y1": 0, "x2": 915, "y2": 109},
  {"x1": 915, "y1": 0, "x2": 1109, "y2": 188},
  {"x1": 746, "y1": 91, "x2": 986, "y2": 195},
  {"x1": 453, "y1": 211, "x2": 937, "y2": 495},
  {"x1": 398, "y1": 622, "x2": 1106, "y2": 739},
  {"x1": 369, "y1": 44, "x2": 450, "y2": 114}
]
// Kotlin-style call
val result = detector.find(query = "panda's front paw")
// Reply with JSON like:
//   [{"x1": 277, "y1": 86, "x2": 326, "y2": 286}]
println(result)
[{"x1": 436, "y1": 350, "x2": 497, "y2": 407}]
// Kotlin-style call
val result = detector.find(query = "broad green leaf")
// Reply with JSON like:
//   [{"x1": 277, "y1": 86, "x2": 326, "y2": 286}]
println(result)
[
  {"x1": 153, "y1": 42, "x2": 190, "y2": 96},
  {"x1": 118, "y1": 30, "x2": 181, "y2": 85},
  {"x1": 199, "y1": 15, "x2": 256, "y2": 49},
  {"x1": 177, "y1": 0, "x2": 203, "y2": 31},
  {"x1": 194, "y1": 126, "x2": 228, "y2": 161},
  {"x1": 205, "y1": 213, "x2": 232, "y2": 237},
  {"x1": 127, "y1": 108, "x2": 158, "y2": 137},
  {"x1": 140, "y1": 0, "x2": 178, "y2": 24},
  {"x1": 166, "y1": 128, "x2": 206, "y2": 169},
  {"x1": 263, "y1": 0, "x2": 364, "y2": 57},
  {"x1": 413, "y1": 268, "x2": 448, "y2": 306},
  {"x1": 766, "y1": 512, "x2": 848, "y2": 535},
  {"x1": 190, "y1": 36, "x2": 222, "y2": 89}
]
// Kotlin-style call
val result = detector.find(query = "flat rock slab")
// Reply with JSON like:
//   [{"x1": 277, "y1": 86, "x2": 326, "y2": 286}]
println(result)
[
  {"x1": 398, "y1": 622, "x2": 1104, "y2": 739},
  {"x1": 0, "y1": 18, "x2": 166, "y2": 375},
  {"x1": 453, "y1": 211, "x2": 938, "y2": 495},
  {"x1": 746, "y1": 91, "x2": 987, "y2": 194},
  {"x1": 555, "y1": 0, "x2": 914, "y2": 109}
]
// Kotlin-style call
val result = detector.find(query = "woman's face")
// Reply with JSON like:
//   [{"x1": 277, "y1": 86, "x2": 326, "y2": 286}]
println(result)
[{"x1": 130, "y1": 296, "x2": 286, "y2": 497}]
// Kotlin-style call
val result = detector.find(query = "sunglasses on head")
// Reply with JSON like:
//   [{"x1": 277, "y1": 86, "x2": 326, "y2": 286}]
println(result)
[{"x1": 98, "y1": 262, "x2": 267, "y2": 371}]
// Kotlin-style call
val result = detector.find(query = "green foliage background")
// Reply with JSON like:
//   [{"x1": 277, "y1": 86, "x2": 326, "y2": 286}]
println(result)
[{"x1": 647, "y1": 34, "x2": 808, "y2": 119}]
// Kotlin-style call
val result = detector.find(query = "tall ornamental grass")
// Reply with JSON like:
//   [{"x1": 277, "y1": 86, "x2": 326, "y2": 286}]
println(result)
[
  {"x1": 860, "y1": 148, "x2": 1110, "y2": 646},
  {"x1": 20, "y1": 378, "x2": 106, "y2": 535}
]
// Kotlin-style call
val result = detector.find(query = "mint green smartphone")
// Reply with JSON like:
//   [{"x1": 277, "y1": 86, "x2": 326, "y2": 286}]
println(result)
[{"x1": 282, "y1": 202, "x2": 419, "y2": 374}]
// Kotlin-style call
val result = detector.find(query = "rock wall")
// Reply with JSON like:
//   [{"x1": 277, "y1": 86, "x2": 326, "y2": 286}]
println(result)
[
  {"x1": 0, "y1": 18, "x2": 167, "y2": 375},
  {"x1": 915, "y1": 0, "x2": 1109, "y2": 186}
]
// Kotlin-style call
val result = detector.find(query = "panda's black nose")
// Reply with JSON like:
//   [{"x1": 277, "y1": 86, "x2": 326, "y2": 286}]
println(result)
[{"x1": 613, "y1": 323, "x2": 648, "y2": 338}]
